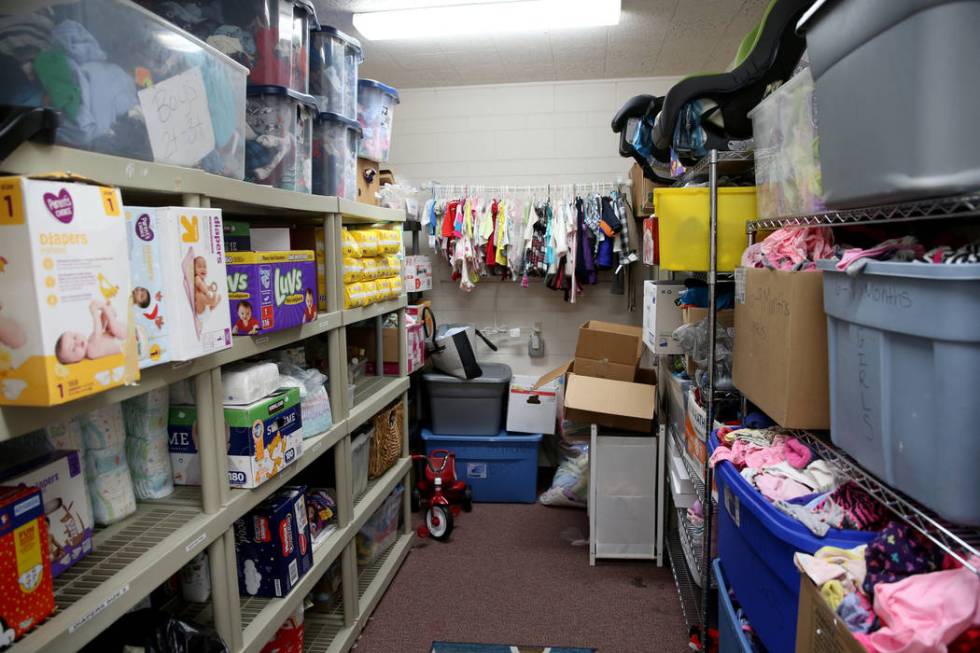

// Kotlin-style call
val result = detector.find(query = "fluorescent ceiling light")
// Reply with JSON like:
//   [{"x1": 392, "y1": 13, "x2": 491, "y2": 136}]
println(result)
[{"x1": 353, "y1": 0, "x2": 621, "y2": 40}]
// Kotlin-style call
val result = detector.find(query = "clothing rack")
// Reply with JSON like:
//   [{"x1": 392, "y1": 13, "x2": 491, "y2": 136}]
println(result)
[{"x1": 426, "y1": 180, "x2": 631, "y2": 200}]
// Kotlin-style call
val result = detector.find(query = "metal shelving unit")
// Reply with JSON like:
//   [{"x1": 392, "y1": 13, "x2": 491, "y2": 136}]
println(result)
[
  {"x1": 672, "y1": 150, "x2": 754, "y2": 187},
  {"x1": 0, "y1": 144, "x2": 414, "y2": 653},
  {"x1": 665, "y1": 513, "x2": 702, "y2": 630}
]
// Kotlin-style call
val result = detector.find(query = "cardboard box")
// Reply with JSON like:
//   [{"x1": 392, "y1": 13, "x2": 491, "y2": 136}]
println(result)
[
  {"x1": 630, "y1": 162, "x2": 655, "y2": 215},
  {"x1": 168, "y1": 388, "x2": 304, "y2": 489},
  {"x1": 234, "y1": 486, "x2": 312, "y2": 598},
  {"x1": 0, "y1": 486, "x2": 54, "y2": 643},
  {"x1": 733, "y1": 268, "x2": 829, "y2": 429},
  {"x1": 347, "y1": 326, "x2": 401, "y2": 364},
  {"x1": 223, "y1": 220, "x2": 251, "y2": 252},
  {"x1": 683, "y1": 387, "x2": 725, "y2": 478},
  {"x1": 155, "y1": 207, "x2": 232, "y2": 361},
  {"x1": 291, "y1": 227, "x2": 328, "y2": 311},
  {"x1": 0, "y1": 451, "x2": 93, "y2": 577},
  {"x1": 357, "y1": 158, "x2": 380, "y2": 205},
  {"x1": 0, "y1": 176, "x2": 137, "y2": 405},
  {"x1": 406, "y1": 301, "x2": 433, "y2": 334},
  {"x1": 403, "y1": 255, "x2": 432, "y2": 292},
  {"x1": 226, "y1": 251, "x2": 318, "y2": 335},
  {"x1": 574, "y1": 320, "x2": 643, "y2": 382},
  {"x1": 125, "y1": 208, "x2": 172, "y2": 369},
  {"x1": 796, "y1": 573, "x2": 866, "y2": 653},
  {"x1": 506, "y1": 374, "x2": 561, "y2": 435},
  {"x1": 563, "y1": 372, "x2": 656, "y2": 433},
  {"x1": 643, "y1": 281, "x2": 684, "y2": 355},
  {"x1": 683, "y1": 306, "x2": 735, "y2": 328}
]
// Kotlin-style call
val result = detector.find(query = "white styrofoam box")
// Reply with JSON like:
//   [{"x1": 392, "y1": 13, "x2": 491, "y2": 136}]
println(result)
[
  {"x1": 668, "y1": 438, "x2": 695, "y2": 509},
  {"x1": 249, "y1": 228, "x2": 291, "y2": 251},
  {"x1": 642, "y1": 281, "x2": 684, "y2": 355},
  {"x1": 506, "y1": 374, "x2": 560, "y2": 435},
  {"x1": 403, "y1": 255, "x2": 432, "y2": 292}
]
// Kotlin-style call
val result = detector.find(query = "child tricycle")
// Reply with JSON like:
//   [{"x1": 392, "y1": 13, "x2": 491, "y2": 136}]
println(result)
[{"x1": 411, "y1": 450, "x2": 472, "y2": 541}]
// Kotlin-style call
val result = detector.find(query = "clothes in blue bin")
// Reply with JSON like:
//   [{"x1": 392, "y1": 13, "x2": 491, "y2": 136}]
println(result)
[{"x1": 862, "y1": 521, "x2": 946, "y2": 598}]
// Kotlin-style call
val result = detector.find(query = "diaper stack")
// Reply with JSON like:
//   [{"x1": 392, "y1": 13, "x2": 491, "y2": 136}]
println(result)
[
  {"x1": 341, "y1": 226, "x2": 404, "y2": 309},
  {"x1": 122, "y1": 387, "x2": 175, "y2": 500},
  {"x1": 77, "y1": 405, "x2": 137, "y2": 525}
]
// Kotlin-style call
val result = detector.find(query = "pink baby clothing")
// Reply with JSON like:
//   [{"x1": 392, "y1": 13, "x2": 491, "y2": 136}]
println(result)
[
  {"x1": 868, "y1": 561, "x2": 980, "y2": 653},
  {"x1": 784, "y1": 437, "x2": 813, "y2": 469},
  {"x1": 836, "y1": 236, "x2": 924, "y2": 276},
  {"x1": 740, "y1": 226, "x2": 835, "y2": 271}
]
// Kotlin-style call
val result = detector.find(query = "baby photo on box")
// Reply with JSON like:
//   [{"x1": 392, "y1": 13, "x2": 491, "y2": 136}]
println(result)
[
  {"x1": 124, "y1": 207, "x2": 171, "y2": 369},
  {"x1": 0, "y1": 176, "x2": 136, "y2": 405}
]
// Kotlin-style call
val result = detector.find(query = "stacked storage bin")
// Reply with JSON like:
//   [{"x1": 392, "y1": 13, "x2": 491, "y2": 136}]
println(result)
[
  {"x1": 245, "y1": 86, "x2": 318, "y2": 192},
  {"x1": 357, "y1": 79, "x2": 400, "y2": 164}
]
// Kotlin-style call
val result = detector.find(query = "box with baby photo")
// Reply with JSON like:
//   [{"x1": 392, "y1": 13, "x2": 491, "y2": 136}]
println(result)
[
  {"x1": 234, "y1": 486, "x2": 312, "y2": 598},
  {"x1": 124, "y1": 207, "x2": 172, "y2": 369},
  {"x1": 0, "y1": 175, "x2": 138, "y2": 406},
  {"x1": 154, "y1": 207, "x2": 232, "y2": 361},
  {"x1": 226, "y1": 251, "x2": 318, "y2": 336}
]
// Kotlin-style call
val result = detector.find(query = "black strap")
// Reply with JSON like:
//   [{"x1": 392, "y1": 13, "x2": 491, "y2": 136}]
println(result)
[
  {"x1": 452, "y1": 331, "x2": 483, "y2": 379},
  {"x1": 474, "y1": 329, "x2": 497, "y2": 352}
]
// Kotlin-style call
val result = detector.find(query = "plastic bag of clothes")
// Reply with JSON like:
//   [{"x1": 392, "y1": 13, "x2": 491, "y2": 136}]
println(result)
[
  {"x1": 671, "y1": 318, "x2": 735, "y2": 390},
  {"x1": 81, "y1": 609, "x2": 228, "y2": 652},
  {"x1": 539, "y1": 442, "x2": 589, "y2": 509}
]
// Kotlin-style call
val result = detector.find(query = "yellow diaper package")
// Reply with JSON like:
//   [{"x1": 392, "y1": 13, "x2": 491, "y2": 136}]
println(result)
[
  {"x1": 349, "y1": 229, "x2": 379, "y2": 257},
  {"x1": 342, "y1": 257, "x2": 363, "y2": 283},
  {"x1": 343, "y1": 282, "x2": 366, "y2": 309},
  {"x1": 341, "y1": 229, "x2": 360, "y2": 257},
  {"x1": 361, "y1": 257, "x2": 381, "y2": 281},
  {"x1": 0, "y1": 176, "x2": 138, "y2": 405},
  {"x1": 377, "y1": 228, "x2": 401, "y2": 254}
]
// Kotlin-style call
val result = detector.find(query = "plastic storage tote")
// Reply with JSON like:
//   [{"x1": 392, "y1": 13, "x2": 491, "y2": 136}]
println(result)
[
  {"x1": 245, "y1": 86, "x2": 317, "y2": 192},
  {"x1": 749, "y1": 67, "x2": 825, "y2": 219},
  {"x1": 312, "y1": 112, "x2": 361, "y2": 199},
  {"x1": 145, "y1": 0, "x2": 318, "y2": 93},
  {"x1": 710, "y1": 433, "x2": 875, "y2": 653},
  {"x1": 0, "y1": 0, "x2": 247, "y2": 179},
  {"x1": 351, "y1": 429, "x2": 371, "y2": 501},
  {"x1": 653, "y1": 188, "x2": 757, "y2": 272},
  {"x1": 800, "y1": 0, "x2": 980, "y2": 208},
  {"x1": 714, "y1": 560, "x2": 758, "y2": 653},
  {"x1": 421, "y1": 430, "x2": 542, "y2": 503},
  {"x1": 357, "y1": 79, "x2": 400, "y2": 163},
  {"x1": 356, "y1": 484, "x2": 403, "y2": 567},
  {"x1": 423, "y1": 363, "x2": 512, "y2": 436},
  {"x1": 817, "y1": 259, "x2": 980, "y2": 525},
  {"x1": 310, "y1": 26, "x2": 362, "y2": 120}
]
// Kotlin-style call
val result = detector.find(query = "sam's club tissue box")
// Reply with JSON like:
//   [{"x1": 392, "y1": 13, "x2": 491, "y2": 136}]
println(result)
[
  {"x1": 234, "y1": 486, "x2": 312, "y2": 598},
  {"x1": 0, "y1": 451, "x2": 94, "y2": 577}
]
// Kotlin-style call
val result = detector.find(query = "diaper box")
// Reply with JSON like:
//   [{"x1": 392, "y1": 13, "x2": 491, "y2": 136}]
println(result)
[
  {"x1": 0, "y1": 451, "x2": 94, "y2": 577},
  {"x1": 0, "y1": 176, "x2": 137, "y2": 406},
  {"x1": 124, "y1": 208, "x2": 172, "y2": 369},
  {"x1": 0, "y1": 485, "x2": 54, "y2": 644},
  {"x1": 234, "y1": 486, "x2": 312, "y2": 598},
  {"x1": 291, "y1": 227, "x2": 329, "y2": 311},
  {"x1": 226, "y1": 251, "x2": 318, "y2": 335},
  {"x1": 223, "y1": 220, "x2": 251, "y2": 252},
  {"x1": 169, "y1": 387, "x2": 303, "y2": 488},
  {"x1": 154, "y1": 207, "x2": 232, "y2": 361}
]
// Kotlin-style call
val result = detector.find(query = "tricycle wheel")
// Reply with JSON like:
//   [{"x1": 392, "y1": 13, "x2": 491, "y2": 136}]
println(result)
[
  {"x1": 411, "y1": 488, "x2": 422, "y2": 513},
  {"x1": 426, "y1": 505, "x2": 453, "y2": 541},
  {"x1": 462, "y1": 486, "x2": 473, "y2": 513}
]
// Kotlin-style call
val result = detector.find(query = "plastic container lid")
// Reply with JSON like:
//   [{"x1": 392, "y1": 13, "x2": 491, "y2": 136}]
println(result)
[
  {"x1": 422, "y1": 362, "x2": 512, "y2": 385},
  {"x1": 816, "y1": 258, "x2": 980, "y2": 281},
  {"x1": 359, "y1": 79, "x2": 400, "y2": 103},
  {"x1": 295, "y1": 0, "x2": 319, "y2": 28},
  {"x1": 313, "y1": 25, "x2": 363, "y2": 54},
  {"x1": 316, "y1": 110, "x2": 363, "y2": 134},
  {"x1": 421, "y1": 429, "x2": 542, "y2": 443},
  {"x1": 247, "y1": 85, "x2": 319, "y2": 109}
]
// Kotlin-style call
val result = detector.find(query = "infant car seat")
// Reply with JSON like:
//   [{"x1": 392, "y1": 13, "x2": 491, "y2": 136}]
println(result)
[
  {"x1": 651, "y1": 0, "x2": 811, "y2": 155},
  {"x1": 610, "y1": 94, "x2": 674, "y2": 184}
]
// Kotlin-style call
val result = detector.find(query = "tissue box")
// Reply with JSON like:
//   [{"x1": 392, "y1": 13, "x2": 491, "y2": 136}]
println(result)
[
  {"x1": 234, "y1": 486, "x2": 312, "y2": 598},
  {"x1": 169, "y1": 388, "x2": 303, "y2": 488},
  {"x1": 0, "y1": 486, "x2": 54, "y2": 644},
  {"x1": 226, "y1": 251, "x2": 318, "y2": 335},
  {"x1": 0, "y1": 451, "x2": 93, "y2": 577},
  {"x1": 154, "y1": 207, "x2": 232, "y2": 361},
  {"x1": 0, "y1": 176, "x2": 136, "y2": 406},
  {"x1": 125, "y1": 207, "x2": 172, "y2": 369}
]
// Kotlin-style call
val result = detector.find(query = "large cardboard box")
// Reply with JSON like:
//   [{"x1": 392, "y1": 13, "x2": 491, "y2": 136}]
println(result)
[
  {"x1": 574, "y1": 320, "x2": 643, "y2": 382},
  {"x1": 733, "y1": 268, "x2": 829, "y2": 429},
  {"x1": 347, "y1": 326, "x2": 401, "y2": 363},
  {"x1": 357, "y1": 158, "x2": 380, "y2": 205},
  {"x1": 643, "y1": 281, "x2": 684, "y2": 355},
  {"x1": 683, "y1": 306, "x2": 735, "y2": 328},
  {"x1": 506, "y1": 373, "x2": 561, "y2": 435},
  {"x1": 630, "y1": 162, "x2": 655, "y2": 215},
  {"x1": 564, "y1": 372, "x2": 656, "y2": 433},
  {"x1": 796, "y1": 573, "x2": 866, "y2": 653}
]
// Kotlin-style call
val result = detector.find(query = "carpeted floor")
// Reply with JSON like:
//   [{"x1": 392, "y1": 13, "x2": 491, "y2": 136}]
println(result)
[{"x1": 351, "y1": 503, "x2": 687, "y2": 652}]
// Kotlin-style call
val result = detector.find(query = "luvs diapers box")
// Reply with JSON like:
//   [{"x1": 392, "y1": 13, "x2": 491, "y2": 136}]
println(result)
[
  {"x1": 124, "y1": 208, "x2": 171, "y2": 369},
  {"x1": 234, "y1": 486, "x2": 312, "y2": 598},
  {"x1": 226, "y1": 251, "x2": 317, "y2": 336},
  {"x1": 155, "y1": 207, "x2": 232, "y2": 361},
  {"x1": 0, "y1": 176, "x2": 137, "y2": 405},
  {"x1": 168, "y1": 387, "x2": 303, "y2": 488},
  {"x1": 0, "y1": 451, "x2": 94, "y2": 578},
  {"x1": 0, "y1": 486, "x2": 54, "y2": 644}
]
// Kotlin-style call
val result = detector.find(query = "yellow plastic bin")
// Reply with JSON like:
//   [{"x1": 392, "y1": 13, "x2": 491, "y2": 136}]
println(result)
[{"x1": 654, "y1": 187, "x2": 757, "y2": 272}]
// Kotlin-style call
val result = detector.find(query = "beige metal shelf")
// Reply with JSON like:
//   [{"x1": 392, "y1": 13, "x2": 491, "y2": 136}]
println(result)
[
  {"x1": 0, "y1": 311, "x2": 342, "y2": 442},
  {"x1": 353, "y1": 457, "x2": 411, "y2": 532},
  {"x1": 303, "y1": 612, "x2": 351, "y2": 653},
  {"x1": 342, "y1": 296, "x2": 408, "y2": 325},
  {"x1": 337, "y1": 199, "x2": 407, "y2": 223},
  {"x1": 357, "y1": 532, "x2": 413, "y2": 614},
  {"x1": 348, "y1": 376, "x2": 410, "y2": 432}
]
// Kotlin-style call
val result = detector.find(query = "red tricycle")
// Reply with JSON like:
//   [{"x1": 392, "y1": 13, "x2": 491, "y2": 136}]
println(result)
[{"x1": 411, "y1": 450, "x2": 473, "y2": 541}]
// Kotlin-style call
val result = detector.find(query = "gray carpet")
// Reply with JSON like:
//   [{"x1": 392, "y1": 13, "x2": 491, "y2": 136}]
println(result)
[{"x1": 352, "y1": 503, "x2": 687, "y2": 652}]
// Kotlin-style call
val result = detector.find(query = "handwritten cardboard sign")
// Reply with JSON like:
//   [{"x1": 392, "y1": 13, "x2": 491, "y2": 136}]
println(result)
[{"x1": 138, "y1": 67, "x2": 215, "y2": 166}]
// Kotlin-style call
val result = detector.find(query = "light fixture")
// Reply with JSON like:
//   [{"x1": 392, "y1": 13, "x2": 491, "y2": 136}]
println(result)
[{"x1": 352, "y1": 0, "x2": 621, "y2": 40}]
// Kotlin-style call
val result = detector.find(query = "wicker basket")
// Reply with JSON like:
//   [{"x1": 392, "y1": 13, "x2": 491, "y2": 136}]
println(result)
[{"x1": 368, "y1": 400, "x2": 404, "y2": 478}]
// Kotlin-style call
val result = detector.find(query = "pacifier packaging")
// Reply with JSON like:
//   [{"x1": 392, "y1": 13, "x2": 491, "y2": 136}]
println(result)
[
  {"x1": 0, "y1": 176, "x2": 136, "y2": 405},
  {"x1": 153, "y1": 207, "x2": 232, "y2": 361}
]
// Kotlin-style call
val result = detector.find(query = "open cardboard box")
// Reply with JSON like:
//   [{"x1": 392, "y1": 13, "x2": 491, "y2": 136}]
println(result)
[
  {"x1": 574, "y1": 320, "x2": 644, "y2": 382},
  {"x1": 796, "y1": 573, "x2": 866, "y2": 653}
]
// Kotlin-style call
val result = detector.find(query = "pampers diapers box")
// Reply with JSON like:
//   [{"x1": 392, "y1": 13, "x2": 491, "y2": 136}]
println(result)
[
  {"x1": 153, "y1": 207, "x2": 232, "y2": 361},
  {"x1": 226, "y1": 251, "x2": 318, "y2": 335},
  {"x1": 0, "y1": 176, "x2": 137, "y2": 405},
  {"x1": 124, "y1": 208, "x2": 172, "y2": 368}
]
